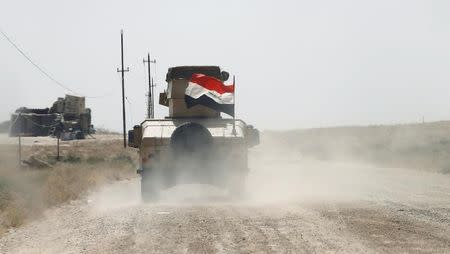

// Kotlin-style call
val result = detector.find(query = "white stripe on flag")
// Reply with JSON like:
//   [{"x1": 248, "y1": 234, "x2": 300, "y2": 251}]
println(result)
[{"x1": 186, "y1": 82, "x2": 234, "y2": 104}]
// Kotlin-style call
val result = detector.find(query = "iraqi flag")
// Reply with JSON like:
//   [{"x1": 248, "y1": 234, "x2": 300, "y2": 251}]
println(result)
[{"x1": 185, "y1": 73, "x2": 235, "y2": 116}]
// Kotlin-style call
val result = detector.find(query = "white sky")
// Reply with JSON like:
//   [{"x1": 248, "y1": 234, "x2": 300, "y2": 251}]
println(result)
[{"x1": 1, "y1": 0, "x2": 449, "y2": 131}]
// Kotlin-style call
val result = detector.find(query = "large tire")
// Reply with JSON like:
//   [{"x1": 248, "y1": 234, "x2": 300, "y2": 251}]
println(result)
[
  {"x1": 170, "y1": 122, "x2": 214, "y2": 184},
  {"x1": 170, "y1": 122, "x2": 213, "y2": 156}
]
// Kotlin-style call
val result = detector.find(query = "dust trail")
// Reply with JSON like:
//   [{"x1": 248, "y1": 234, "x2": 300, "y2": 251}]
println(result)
[
  {"x1": 89, "y1": 136, "x2": 450, "y2": 209},
  {"x1": 89, "y1": 158, "x2": 377, "y2": 209},
  {"x1": 245, "y1": 143, "x2": 450, "y2": 205},
  {"x1": 89, "y1": 179, "x2": 141, "y2": 212},
  {"x1": 3, "y1": 139, "x2": 450, "y2": 254}
]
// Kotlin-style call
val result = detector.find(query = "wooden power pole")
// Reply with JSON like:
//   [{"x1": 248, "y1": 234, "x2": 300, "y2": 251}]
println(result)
[
  {"x1": 143, "y1": 53, "x2": 156, "y2": 118},
  {"x1": 18, "y1": 113, "x2": 22, "y2": 167},
  {"x1": 117, "y1": 30, "x2": 129, "y2": 148}
]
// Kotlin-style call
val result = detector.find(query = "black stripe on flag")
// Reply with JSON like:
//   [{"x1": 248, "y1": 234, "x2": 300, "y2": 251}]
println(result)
[{"x1": 185, "y1": 95, "x2": 234, "y2": 117}]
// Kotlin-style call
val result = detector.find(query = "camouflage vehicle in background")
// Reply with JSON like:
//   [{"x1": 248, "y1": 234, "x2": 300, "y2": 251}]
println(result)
[
  {"x1": 128, "y1": 66, "x2": 259, "y2": 201},
  {"x1": 9, "y1": 95, "x2": 94, "y2": 139}
]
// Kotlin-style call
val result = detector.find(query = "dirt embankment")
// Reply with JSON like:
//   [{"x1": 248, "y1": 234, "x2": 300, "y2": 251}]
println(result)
[{"x1": 0, "y1": 135, "x2": 137, "y2": 235}]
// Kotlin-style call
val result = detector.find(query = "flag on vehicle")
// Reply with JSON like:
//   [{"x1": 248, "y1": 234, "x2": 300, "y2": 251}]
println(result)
[{"x1": 185, "y1": 73, "x2": 235, "y2": 116}]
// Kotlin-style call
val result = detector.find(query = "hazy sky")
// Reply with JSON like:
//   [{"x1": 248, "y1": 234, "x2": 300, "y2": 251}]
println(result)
[{"x1": 1, "y1": 0, "x2": 449, "y2": 130}]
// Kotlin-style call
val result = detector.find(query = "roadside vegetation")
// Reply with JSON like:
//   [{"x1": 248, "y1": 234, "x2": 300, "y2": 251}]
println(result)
[
  {"x1": 0, "y1": 137, "x2": 136, "y2": 235},
  {"x1": 263, "y1": 121, "x2": 450, "y2": 174}
]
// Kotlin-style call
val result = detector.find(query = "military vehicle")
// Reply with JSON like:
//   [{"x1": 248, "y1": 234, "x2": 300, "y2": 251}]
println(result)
[
  {"x1": 128, "y1": 66, "x2": 259, "y2": 201},
  {"x1": 9, "y1": 95, "x2": 94, "y2": 139}
]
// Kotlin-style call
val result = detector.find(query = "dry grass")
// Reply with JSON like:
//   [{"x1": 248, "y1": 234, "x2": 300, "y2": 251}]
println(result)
[{"x1": 0, "y1": 137, "x2": 137, "y2": 235}]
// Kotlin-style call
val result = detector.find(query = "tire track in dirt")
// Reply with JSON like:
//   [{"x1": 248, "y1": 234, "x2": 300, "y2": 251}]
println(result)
[{"x1": 318, "y1": 202, "x2": 450, "y2": 253}]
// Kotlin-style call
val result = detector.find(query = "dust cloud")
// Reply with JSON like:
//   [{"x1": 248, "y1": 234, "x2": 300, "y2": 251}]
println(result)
[
  {"x1": 90, "y1": 140, "x2": 391, "y2": 210},
  {"x1": 2, "y1": 133, "x2": 450, "y2": 254},
  {"x1": 89, "y1": 124, "x2": 450, "y2": 211},
  {"x1": 245, "y1": 141, "x2": 381, "y2": 204},
  {"x1": 245, "y1": 130, "x2": 450, "y2": 205}
]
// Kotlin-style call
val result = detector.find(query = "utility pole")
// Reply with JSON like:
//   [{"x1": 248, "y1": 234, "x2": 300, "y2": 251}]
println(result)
[
  {"x1": 56, "y1": 136, "x2": 60, "y2": 161},
  {"x1": 18, "y1": 113, "x2": 22, "y2": 168},
  {"x1": 143, "y1": 53, "x2": 156, "y2": 118},
  {"x1": 117, "y1": 30, "x2": 129, "y2": 148}
]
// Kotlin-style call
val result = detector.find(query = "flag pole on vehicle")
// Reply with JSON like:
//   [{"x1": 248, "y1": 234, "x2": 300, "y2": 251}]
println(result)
[
  {"x1": 183, "y1": 71, "x2": 236, "y2": 134},
  {"x1": 232, "y1": 75, "x2": 236, "y2": 136}
]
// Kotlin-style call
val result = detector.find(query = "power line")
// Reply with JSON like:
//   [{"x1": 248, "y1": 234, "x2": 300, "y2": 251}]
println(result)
[
  {"x1": 0, "y1": 28, "x2": 79, "y2": 95},
  {"x1": 0, "y1": 28, "x2": 114, "y2": 99}
]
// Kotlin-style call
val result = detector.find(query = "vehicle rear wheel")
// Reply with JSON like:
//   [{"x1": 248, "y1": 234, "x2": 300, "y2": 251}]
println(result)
[
  {"x1": 227, "y1": 170, "x2": 247, "y2": 199},
  {"x1": 141, "y1": 168, "x2": 162, "y2": 202},
  {"x1": 141, "y1": 181, "x2": 159, "y2": 203}
]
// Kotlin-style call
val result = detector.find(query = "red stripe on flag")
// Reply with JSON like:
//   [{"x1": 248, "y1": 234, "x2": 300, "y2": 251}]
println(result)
[{"x1": 190, "y1": 74, "x2": 234, "y2": 94}]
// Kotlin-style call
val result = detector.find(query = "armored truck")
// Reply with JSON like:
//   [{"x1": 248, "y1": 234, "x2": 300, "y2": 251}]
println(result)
[
  {"x1": 128, "y1": 66, "x2": 259, "y2": 201},
  {"x1": 9, "y1": 95, "x2": 94, "y2": 139}
]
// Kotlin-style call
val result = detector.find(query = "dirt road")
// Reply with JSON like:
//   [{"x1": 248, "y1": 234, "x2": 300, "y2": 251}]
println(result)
[{"x1": 1, "y1": 153, "x2": 450, "y2": 253}]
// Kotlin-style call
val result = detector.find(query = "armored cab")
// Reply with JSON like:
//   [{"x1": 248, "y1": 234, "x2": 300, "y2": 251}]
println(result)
[{"x1": 129, "y1": 66, "x2": 259, "y2": 201}]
